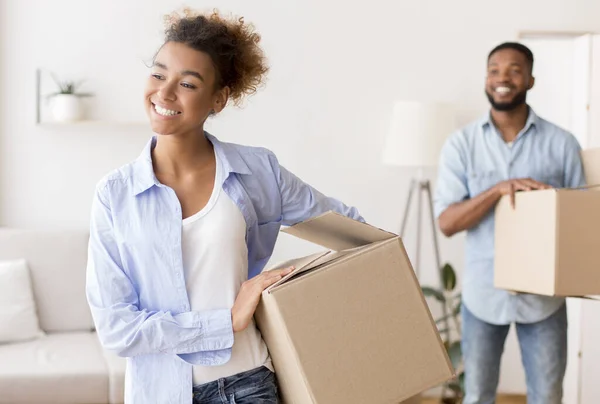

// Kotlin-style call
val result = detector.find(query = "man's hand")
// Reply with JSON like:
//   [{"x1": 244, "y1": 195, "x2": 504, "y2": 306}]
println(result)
[
  {"x1": 494, "y1": 178, "x2": 552, "y2": 208},
  {"x1": 231, "y1": 266, "x2": 295, "y2": 332}
]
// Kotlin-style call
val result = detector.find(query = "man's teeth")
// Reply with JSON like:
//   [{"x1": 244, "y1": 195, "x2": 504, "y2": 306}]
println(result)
[
  {"x1": 495, "y1": 87, "x2": 511, "y2": 94},
  {"x1": 154, "y1": 104, "x2": 180, "y2": 116}
]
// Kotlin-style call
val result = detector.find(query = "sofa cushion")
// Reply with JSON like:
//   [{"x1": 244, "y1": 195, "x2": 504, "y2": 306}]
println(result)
[
  {"x1": 102, "y1": 349, "x2": 126, "y2": 404},
  {"x1": 0, "y1": 259, "x2": 44, "y2": 343},
  {"x1": 0, "y1": 229, "x2": 93, "y2": 332},
  {"x1": 0, "y1": 332, "x2": 109, "y2": 404}
]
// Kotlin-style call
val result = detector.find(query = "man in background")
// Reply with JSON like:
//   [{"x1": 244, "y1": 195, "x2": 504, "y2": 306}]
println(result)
[{"x1": 434, "y1": 42, "x2": 584, "y2": 404}]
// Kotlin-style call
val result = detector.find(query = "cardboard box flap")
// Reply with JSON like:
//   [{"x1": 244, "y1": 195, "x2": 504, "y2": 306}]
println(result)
[
  {"x1": 282, "y1": 211, "x2": 396, "y2": 251},
  {"x1": 267, "y1": 251, "x2": 330, "y2": 272},
  {"x1": 267, "y1": 246, "x2": 365, "y2": 292},
  {"x1": 266, "y1": 251, "x2": 332, "y2": 291}
]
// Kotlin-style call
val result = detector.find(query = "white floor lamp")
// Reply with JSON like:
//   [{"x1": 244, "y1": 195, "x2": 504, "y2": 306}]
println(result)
[{"x1": 382, "y1": 101, "x2": 456, "y2": 280}]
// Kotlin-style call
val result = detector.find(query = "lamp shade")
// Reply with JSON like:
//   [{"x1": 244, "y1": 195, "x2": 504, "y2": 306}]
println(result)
[{"x1": 382, "y1": 101, "x2": 457, "y2": 167}]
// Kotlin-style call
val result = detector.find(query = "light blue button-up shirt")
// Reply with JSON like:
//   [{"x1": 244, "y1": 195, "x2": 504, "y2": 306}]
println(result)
[
  {"x1": 434, "y1": 108, "x2": 585, "y2": 325},
  {"x1": 86, "y1": 133, "x2": 363, "y2": 404}
]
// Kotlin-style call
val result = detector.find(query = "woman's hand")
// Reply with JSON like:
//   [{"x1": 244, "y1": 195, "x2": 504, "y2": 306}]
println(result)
[{"x1": 231, "y1": 266, "x2": 294, "y2": 332}]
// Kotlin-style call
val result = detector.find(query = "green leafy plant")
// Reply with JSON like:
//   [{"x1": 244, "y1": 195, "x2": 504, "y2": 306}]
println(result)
[
  {"x1": 422, "y1": 263, "x2": 464, "y2": 404},
  {"x1": 47, "y1": 73, "x2": 93, "y2": 98}
]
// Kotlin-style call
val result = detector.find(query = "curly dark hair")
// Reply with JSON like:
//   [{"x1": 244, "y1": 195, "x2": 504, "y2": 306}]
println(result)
[{"x1": 162, "y1": 9, "x2": 269, "y2": 106}]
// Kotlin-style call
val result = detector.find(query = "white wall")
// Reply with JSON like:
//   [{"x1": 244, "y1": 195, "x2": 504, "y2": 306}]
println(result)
[{"x1": 2, "y1": 0, "x2": 600, "y2": 395}]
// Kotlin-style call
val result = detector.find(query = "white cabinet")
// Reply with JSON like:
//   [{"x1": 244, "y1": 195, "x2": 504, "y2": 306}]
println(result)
[{"x1": 521, "y1": 32, "x2": 600, "y2": 404}]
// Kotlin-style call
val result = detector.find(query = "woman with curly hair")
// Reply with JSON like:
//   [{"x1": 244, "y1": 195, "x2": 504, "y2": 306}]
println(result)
[{"x1": 86, "y1": 9, "x2": 362, "y2": 404}]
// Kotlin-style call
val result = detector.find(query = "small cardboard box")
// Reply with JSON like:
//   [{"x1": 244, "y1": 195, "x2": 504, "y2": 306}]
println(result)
[
  {"x1": 255, "y1": 212, "x2": 454, "y2": 404},
  {"x1": 495, "y1": 187, "x2": 600, "y2": 296},
  {"x1": 494, "y1": 147, "x2": 600, "y2": 297}
]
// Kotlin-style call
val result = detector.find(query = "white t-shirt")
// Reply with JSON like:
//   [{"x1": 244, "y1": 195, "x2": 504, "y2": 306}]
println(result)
[{"x1": 181, "y1": 154, "x2": 272, "y2": 386}]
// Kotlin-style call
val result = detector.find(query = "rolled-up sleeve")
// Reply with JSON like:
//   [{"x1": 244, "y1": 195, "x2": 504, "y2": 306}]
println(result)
[
  {"x1": 434, "y1": 133, "x2": 469, "y2": 218},
  {"x1": 86, "y1": 183, "x2": 234, "y2": 363}
]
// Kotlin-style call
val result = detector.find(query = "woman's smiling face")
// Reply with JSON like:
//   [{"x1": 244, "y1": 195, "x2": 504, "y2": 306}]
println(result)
[{"x1": 144, "y1": 41, "x2": 228, "y2": 136}]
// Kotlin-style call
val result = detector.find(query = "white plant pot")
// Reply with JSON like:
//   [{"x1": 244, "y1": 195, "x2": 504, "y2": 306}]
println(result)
[{"x1": 51, "y1": 94, "x2": 83, "y2": 122}]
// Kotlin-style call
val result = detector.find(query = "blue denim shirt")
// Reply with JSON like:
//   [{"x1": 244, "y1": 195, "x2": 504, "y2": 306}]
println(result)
[
  {"x1": 434, "y1": 108, "x2": 585, "y2": 325},
  {"x1": 86, "y1": 134, "x2": 363, "y2": 403}
]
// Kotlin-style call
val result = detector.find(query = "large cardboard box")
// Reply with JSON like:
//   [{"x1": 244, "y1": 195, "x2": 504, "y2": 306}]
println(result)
[
  {"x1": 494, "y1": 148, "x2": 600, "y2": 296},
  {"x1": 255, "y1": 212, "x2": 454, "y2": 404}
]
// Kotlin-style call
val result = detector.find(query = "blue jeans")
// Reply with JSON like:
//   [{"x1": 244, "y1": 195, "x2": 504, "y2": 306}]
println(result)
[
  {"x1": 462, "y1": 303, "x2": 567, "y2": 404},
  {"x1": 192, "y1": 366, "x2": 279, "y2": 404}
]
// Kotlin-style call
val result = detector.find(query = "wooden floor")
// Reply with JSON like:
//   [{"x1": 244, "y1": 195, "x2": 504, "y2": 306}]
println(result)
[{"x1": 422, "y1": 395, "x2": 526, "y2": 404}]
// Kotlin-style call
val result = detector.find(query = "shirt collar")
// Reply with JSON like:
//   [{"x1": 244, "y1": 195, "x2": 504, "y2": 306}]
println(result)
[
  {"x1": 480, "y1": 106, "x2": 539, "y2": 133},
  {"x1": 131, "y1": 132, "x2": 252, "y2": 196}
]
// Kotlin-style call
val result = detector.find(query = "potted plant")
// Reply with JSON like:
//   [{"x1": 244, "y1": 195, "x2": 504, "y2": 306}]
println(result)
[
  {"x1": 421, "y1": 263, "x2": 464, "y2": 404},
  {"x1": 47, "y1": 74, "x2": 93, "y2": 122}
]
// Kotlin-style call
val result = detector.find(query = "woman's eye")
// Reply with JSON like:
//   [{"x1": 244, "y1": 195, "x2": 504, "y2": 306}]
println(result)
[
  {"x1": 181, "y1": 82, "x2": 196, "y2": 89},
  {"x1": 151, "y1": 73, "x2": 164, "y2": 80}
]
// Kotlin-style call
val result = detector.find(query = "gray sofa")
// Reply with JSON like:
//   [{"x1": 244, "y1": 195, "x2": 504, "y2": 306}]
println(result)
[{"x1": 0, "y1": 229, "x2": 125, "y2": 404}]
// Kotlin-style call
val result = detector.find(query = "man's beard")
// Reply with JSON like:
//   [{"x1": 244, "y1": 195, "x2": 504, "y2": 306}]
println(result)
[{"x1": 485, "y1": 89, "x2": 527, "y2": 111}]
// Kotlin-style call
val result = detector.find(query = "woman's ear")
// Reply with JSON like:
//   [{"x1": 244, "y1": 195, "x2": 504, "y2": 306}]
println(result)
[{"x1": 213, "y1": 87, "x2": 230, "y2": 114}]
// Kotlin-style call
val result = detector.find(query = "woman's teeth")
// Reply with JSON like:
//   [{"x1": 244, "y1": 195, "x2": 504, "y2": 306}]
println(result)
[
  {"x1": 495, "y1": 87, "x2": 511, "y2": 94},
  {"x1": 154, "y1": 104, "x2": 180, "y2": 116}
]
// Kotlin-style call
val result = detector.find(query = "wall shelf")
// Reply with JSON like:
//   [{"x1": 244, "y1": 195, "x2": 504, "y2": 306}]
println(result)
[{"x1": 35, "y1": 69, "x2": 147, "y2": 128}]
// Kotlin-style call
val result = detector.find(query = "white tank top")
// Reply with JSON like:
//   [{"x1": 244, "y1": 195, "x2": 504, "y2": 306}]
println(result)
[{"x1": 181, "y1": 154, "x2": 272, "y2": 386}]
